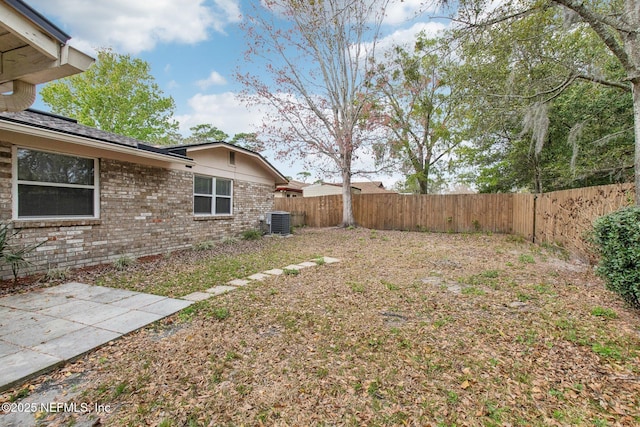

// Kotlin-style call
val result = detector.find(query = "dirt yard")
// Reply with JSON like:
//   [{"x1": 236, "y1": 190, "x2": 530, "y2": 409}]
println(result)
[{"x1": 2, "y1": 227, "x2": 639, "y2": 426}]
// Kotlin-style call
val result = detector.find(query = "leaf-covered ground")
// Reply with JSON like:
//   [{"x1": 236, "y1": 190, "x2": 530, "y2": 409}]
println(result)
[{"x1": 2, "y1": 228, "x2": 639, "y2": 426}]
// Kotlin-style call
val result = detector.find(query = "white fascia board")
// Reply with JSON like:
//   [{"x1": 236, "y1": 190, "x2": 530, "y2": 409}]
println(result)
[
  {"x1": 61, "y1": 45, "x2": 95, "y2": 72},
  {"x1": 0, "y1": 120, "x2": 195, "y2": 166}
]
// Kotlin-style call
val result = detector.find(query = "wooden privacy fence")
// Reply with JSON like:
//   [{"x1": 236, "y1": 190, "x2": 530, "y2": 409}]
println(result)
[
  {"x1": 534, "y1": 183, "x2": 634, "y2": 260},
  {"x1": 274, "y1": 183, "x2": 635, "y2": 259},
  {"x1": 276, "y1": 193, "x2": 534, "y2": 235}
]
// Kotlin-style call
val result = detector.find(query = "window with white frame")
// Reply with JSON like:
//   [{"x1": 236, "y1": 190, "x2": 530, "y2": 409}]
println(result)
[
  {"x1": 193, "y1": 175, "x2": 233, "y2": 215},
  {"x1": 15, "y1": 148, "x2": 98, "y2": 218}
]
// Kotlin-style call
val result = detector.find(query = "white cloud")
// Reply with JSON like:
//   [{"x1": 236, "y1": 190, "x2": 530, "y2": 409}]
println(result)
[
  {"x1": 28, "y1": 0, "x2": 242, "y2": 54},
  {"x1": 384, "y1": 0, "x2": 432, "y2": 25},
  {"x1": 377, "y1": 21, "x2": 448, "y2": 51},
  {"x1": 196, "y1": 71, "x2": 228, "y2": 89},
  {"x1": 176, "y1": 92, "x2": 263, "y2": 136}
]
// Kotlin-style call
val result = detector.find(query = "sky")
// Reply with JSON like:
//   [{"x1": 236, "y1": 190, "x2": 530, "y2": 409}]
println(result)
[{"x1": 27, "y1": 0, "x2": 448, "y2": 186}]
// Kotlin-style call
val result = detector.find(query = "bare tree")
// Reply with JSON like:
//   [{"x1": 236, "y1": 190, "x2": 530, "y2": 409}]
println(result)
[{"x1": 237, "y1": 0, "x2": 390, "y2": 226}]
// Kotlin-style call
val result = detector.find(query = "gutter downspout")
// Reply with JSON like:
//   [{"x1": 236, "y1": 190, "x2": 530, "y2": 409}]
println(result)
[{"x1": 0, "y1": 80, "x2": 36, "y2": 112}]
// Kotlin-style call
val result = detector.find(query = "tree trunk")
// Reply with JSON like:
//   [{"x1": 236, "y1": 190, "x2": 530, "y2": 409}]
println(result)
[
  {"x1": 341, "y1": 169, "x2": 356, "y2": 227},
  {"x1": 634, "y1": 79, "x2": 640, "y2": 205}
]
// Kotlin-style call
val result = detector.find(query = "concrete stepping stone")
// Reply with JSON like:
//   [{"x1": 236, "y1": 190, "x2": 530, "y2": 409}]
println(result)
[
  {"x1": 228, "y1": 279, "x2": 250, "y2": 287},
  {"x1": 247, "y1": 273, "x2": 271, "y2": 281},
  {"x1": 263, "y1": 268, "x2": 283, "y2": 276},
  {"x1": 298, "y1": 261, "x2": 318, "y2": 268},
  {"x1": 283, "y1": 264, "x2": 303, "y2": 271},
  {"x1": 181, "y1": 292, "x2": 212, "y2": 302},
  {"x1": 322, "y1": 257, "x2": 341, "y2": 264},
  {"x1": 205, "y1": 285, "x2": 237, "y2": 296}
]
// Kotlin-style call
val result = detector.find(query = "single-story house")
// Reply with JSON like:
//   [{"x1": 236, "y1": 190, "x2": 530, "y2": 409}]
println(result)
[
  {"x1": 302, "y1": 181, "x2": 394, "y2": 197},
  {"x1": 0, "y1": 109, "x2": 288, "y2": 280},
  {"x1": 274, "y1": 180, "x2": 309, "y2": 198}
]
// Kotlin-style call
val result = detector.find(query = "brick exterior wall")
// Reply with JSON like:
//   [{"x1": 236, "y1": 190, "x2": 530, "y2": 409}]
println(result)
[{"x1": 0, "y1": 143, "x2": 276, "y2": 279}]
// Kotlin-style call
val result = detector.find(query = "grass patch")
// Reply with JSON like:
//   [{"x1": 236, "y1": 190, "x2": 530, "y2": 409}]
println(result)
[
  {"x1": 518, "y1": 253, "x2": 536, "y2": 264},
  {"x1": 381, "y1": 279, "x2": 399, "y2": 290},
  {"x1": 348, "y1": 281, "x2": 365, "y2": 293},
  {"x1": 590, "y1": 306, "x2": 618, "y2": 319}
]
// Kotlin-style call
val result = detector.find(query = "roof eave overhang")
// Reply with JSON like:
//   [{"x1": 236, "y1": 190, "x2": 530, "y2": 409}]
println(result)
[{"x1": 0, "y1": 120, "x2": 195, "y2": 166}]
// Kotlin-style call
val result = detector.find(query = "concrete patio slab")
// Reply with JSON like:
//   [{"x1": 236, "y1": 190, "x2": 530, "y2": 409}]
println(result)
[
  {"x1": 205, "y1": 285, "x2": 237, "y2": 296},
  {"x1": 94, "y1": 310, "x2": 164, "y2": 334},
  {"x1": 0, "y1": 292, "x2": 70, "y2": 311},
  {"x1": 109, "y1": 293, "x2": 166, "y2": 309},
  {"x1": 65, "y1": 304, "x2": 130, "y2": 325},
  {"x1": 182, "y1": 292, "x2": 212, "y2": 302},
  {"x1": 1, "y1": 318, "x2": 86, "y2": 347},
  {"x1": 38, "y1": 300, "x2": 103, "y2": 318},
  {"x1": 139, "y1": 298, "x2": 192, "y2": 316},
  {"x1": 0, "y1": 283, "x2": 193, "y2": 392},
  {"x1": 40, "y1": 281, "x2": 90, "y2": 296},
  {"x1": 32, "y1": 327, "x2": 121, "y2": 360},
  {"x1": 83, "y1": 288, "x2": 139, "y2": 304},
  {"x1": 0, "y1": 313, "x2": 57, "y2": 337},
  {"x1": 0, "y1": 340, "x2": 22, "y2": 357},
  {"x1": 0, "y1": 350, "x2": 63, "y2": 389}
]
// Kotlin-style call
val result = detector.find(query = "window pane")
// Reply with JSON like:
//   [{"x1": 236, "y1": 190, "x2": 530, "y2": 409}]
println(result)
[
  {"x1": 216, "y1": 179, "x2": 231, "y2": 196},
  {"x1": 18, "y1": 185, "x2": 94, "y2": 217},
  {"x1": 194, "y1": 195, "x2": 212, "y2": 214},
  {"x1": 215, "y1": 197, "x2": 231, "y2": 215},
  {"x1": 17, "y1": 148, "x2": 94, "y2": 185},
  {"x1": 194, "y1": 176, "x2": 212, "y2": 195}
]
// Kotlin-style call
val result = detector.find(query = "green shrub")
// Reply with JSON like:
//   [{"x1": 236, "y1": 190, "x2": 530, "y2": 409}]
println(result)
[
  {"x1": 592, "y1": 206, "x2": 640, "y2": 308},
  {"x1": 0, "y1": 223, "x2": 45, "y2": 281},
  {"x1": 241, "y1": 229, "x2": 262, "y2": 241},
  {"x1": 114, "y1": 254, "x2": 135, "y2": 270},
  {"x1": 193, "y1": 240, "x2": 215, "y2": 251}
]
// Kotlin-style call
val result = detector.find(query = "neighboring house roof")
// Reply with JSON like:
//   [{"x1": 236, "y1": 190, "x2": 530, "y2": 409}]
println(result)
[
  {"x1": 275, "y1": 180, "x2": 310, "y2": 193},
  {"x1": 305, "y1": 181, "x2": 394, "y2": 194},
  {"x1": 352, "y1": 181, "x2": 394, "y2": 194},
  {"x1": 166, "y1": 142, "x2": 289, "y2": 185},
  {"x1": 0, "y1": 109, "x2": 193, "y2": 164}
]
